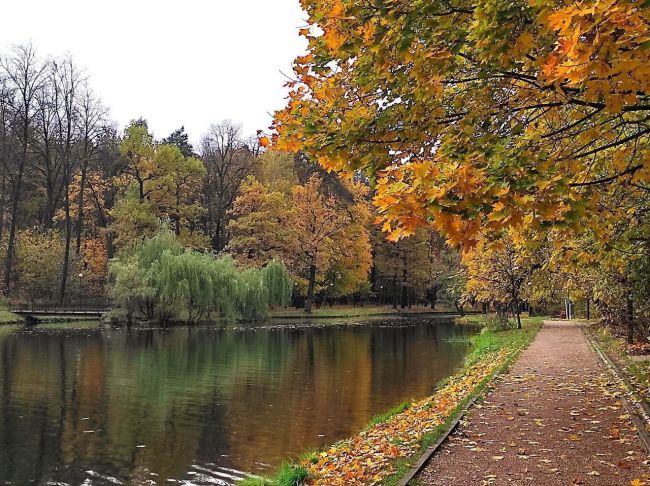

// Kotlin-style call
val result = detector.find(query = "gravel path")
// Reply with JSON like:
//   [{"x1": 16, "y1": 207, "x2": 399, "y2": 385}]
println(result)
[{"x1": 416, "y1": 321, "x2": 650, "y2": 485}]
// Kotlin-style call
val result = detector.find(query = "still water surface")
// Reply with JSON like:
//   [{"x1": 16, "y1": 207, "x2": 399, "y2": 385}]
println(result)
[{"x1": 0, "y1": 316, "x2": 475, "y2": 485}]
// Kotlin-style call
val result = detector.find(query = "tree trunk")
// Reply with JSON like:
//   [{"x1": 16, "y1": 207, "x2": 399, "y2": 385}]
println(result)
[
  {"x1": 75, "y1": 156, "x2": 88, "y2": 254},
  {"x1": 400, "y1": 254, "x2": 408, "y2": 309},
  {"x1": 3, "y1": 139, "x2": 27, "y2": 295},
  {"x1": 430, "y1": 284, "x2": 438, "y2": 309},
  {"x1": 392, "y1": 274, "x2": 398, "y2": 309},
  {"x1": 514, "y1": 296, "x2": 522, "y2": 329},
  {"x1": 59, "y1": 179, "x2": 72, "y2": 304},
  {"x1": 586, "y1": 297, "x2": 590, "y2": 320},
  {"x1": 627, "y1": 295, "x2": 634, "y2": 344},
  {"x1": 0, "y1": 173, "x2": 6, "y2": 241},
  {"x1": 455, "y1": 301, "x2": 465, "y2": 317},
  {"x1": 305, "y1": 263, "x2": 316, "y2": 314}
]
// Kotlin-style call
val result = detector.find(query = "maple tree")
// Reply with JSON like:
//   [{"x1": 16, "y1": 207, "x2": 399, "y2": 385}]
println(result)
[{"x1": 271, "y1": 0, "x2": 650, "y2": 258}]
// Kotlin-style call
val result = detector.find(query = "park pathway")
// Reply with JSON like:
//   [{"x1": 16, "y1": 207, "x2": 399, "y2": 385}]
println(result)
[{"x1": 417, "y1": 321, "x2": 650, "y2": 485}]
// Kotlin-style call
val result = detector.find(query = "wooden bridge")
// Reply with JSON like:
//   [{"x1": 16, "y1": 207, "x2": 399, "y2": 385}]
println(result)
[{"x1": 9, "y1": 304, "x2": 108, "y2": 323}]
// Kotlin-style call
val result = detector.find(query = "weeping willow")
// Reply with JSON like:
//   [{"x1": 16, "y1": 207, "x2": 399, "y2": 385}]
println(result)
[
  {"x1": 262, "y1": 259, "x2": 293, "y2": 308},
  {"x1": 108, "y1": 227, "x2": 293, "y2": 323}
]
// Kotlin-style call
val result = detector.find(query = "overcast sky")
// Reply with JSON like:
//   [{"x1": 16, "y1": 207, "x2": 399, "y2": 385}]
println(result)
[{"x1": 0, "y1": 0, "x2": 308, "y2": 144}]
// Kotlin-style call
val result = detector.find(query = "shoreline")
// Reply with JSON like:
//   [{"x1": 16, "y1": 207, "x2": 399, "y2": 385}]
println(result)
[{"x1": 239, "y1": 316, "x2": 543, "y2": 486}]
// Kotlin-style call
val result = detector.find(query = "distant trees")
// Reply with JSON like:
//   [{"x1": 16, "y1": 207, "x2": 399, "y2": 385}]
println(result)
[
  {"x1": 373, "y1": 228, "x2": 460, "y2": 310},
  {"x1": 227, "y1": 153, "x2": 372, "y2": 313},
  {"x1": 111, "y1": 121, "x2": 206, "y2": 249},
  {"x1": 289, "y1": 175, "x2": 370, "y2": 313},
  {"x1": 463, "y1": 231, "x2": 545, "y2": 328},
  {"x1": 0, "y1": 45, "x2": 116, "y2": 303},
  {"x1": 0, "y1": 45, "x2": 47, "y2": 295},
  {"x1": 201, "y1": 121, "x2": 257, "y2": 251}
]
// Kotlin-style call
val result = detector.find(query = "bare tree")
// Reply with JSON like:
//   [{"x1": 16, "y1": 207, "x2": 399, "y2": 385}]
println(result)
[
  {"x1": 200, "y1": 120, "x2": 255, "y2": 251},
  {"x1": 51, "y1": 56, "x2": 83, "y2": 303},
  {"x1": 0, "y1": 44, "x2": 47, "y2": 295},
  {"x1": 75, "y1": 83, "x2": 107, "y2": 254}
]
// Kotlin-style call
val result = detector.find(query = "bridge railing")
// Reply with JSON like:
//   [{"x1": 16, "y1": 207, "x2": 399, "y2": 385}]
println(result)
[{"x1": 10, "y1": 300, "x2": 110, "y2": 314}]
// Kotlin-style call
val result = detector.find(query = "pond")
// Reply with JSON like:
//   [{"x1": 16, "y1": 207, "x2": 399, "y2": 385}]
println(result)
[{"x1": 0, "y1": 316, "x2": 477, "y2": 485}]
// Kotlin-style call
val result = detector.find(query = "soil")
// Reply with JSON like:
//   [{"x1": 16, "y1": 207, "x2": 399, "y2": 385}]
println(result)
[{"x1": 416, "y1": 321, "x2": 650, "y2": 485}]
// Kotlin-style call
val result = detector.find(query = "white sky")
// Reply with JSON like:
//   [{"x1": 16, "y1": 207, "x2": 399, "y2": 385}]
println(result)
[{"x1": 0, "y1": 0, "x2": 308, "y2": 144}]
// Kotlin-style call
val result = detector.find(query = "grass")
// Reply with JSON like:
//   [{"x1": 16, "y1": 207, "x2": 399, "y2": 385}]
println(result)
[
  {"x1": 240, "y1": 314, "x2": 542, "y2": 486},
  {"x1": 0, "y1": 309, "x2": 24, "y2": 324},
  {"x1": 365, "y1": 402, "x2": 410, "y2": 430},
  {"x1": 270, "y1": 305, "x2": 455, "y2": 320},
  {"x1": 238, "y1": 463, "x2": 309, "y2": 486}
]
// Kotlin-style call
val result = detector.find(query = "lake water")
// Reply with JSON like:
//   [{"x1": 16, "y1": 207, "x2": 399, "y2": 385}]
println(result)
[{"x1": 0, "y1": 316, "x2": 476, "y2": 485}]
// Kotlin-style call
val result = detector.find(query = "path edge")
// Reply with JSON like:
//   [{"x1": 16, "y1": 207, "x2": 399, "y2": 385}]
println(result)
[
  {"x1": 396, "y1": 339, "x2": 535, "y2": 486},
  {"x1": 582, "y1": 326, "x2": 650, "y2": 454}
]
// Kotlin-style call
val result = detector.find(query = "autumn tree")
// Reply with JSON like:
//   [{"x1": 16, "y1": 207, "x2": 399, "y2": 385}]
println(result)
[
  {"x1": 226, "y1": 177, "x2": 292, "y2": 267},
  {"x1": 288, "y1": 175, "x2": 366, "y2": 313},
  {"x1": 227, "y1": 164, "x2": 372, "y2": 313},
  {"x1": 151, "y1": 144, "x2": 206, "y2": 241},
  {"x1": 275, "y1": 0, "x2": 648, "y2": 238},
  {"x1": 464, "y1": 231, "x2": 545, "y2": 328},
  {"x1": 118, "y1": 120, "x2": 157, "y2": 202}
]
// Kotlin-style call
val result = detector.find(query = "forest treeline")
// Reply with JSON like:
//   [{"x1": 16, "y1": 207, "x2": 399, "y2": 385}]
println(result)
[
  {"x1": 0, "y1": 44, "x2": 465, "y2": 318},
  {"x1": 1, "y1": 43, "x2": 648, "y2": 333}
]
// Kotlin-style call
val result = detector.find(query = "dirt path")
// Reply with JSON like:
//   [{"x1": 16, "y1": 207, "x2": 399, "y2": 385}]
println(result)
[{"x1": 416, "y1": 321, "x2": 650, "y2": 485}]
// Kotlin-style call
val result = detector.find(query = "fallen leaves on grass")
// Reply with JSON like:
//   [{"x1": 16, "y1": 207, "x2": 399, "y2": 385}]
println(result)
[{"x1": 303, "y1": 350, "x2": 511, "y2": 485}]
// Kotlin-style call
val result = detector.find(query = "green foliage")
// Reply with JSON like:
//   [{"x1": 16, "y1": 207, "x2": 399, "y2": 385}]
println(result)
[
  {"x1": 108, "y1": 227, "x2": 293, "y2": 323},
  {"x1": 110, "y1": 186, "x2": 159, "y2": 249},
  {"x1": 262, "y1": 259, "x2": 293, "y2": 308}
]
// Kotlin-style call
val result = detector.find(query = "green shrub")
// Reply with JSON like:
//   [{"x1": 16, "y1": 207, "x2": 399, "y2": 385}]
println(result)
[{"x1": 483, "y1": 314, "x2": 514, "y2": 332}]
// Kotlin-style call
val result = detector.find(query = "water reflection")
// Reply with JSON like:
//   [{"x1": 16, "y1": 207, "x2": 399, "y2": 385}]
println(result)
[{"x1": 0, "y1": 317, "x2": 475, "y2": 485}]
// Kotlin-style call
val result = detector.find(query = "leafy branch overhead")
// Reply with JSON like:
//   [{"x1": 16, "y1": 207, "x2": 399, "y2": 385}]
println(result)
[{"x1": 272, "y1": 0, "x2": 650, "y2": 252}]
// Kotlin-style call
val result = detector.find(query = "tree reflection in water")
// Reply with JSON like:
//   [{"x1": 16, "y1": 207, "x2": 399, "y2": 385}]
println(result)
[{"x1": 0, "y1": 317, "x2": 475, "y2": 484}]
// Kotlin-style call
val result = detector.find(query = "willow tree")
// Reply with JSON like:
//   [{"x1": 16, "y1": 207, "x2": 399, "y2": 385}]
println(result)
[
  {"x1": 108, "y1": 227, "x2": 294, "y2": 323},
  {"x1": 262, "y1": 259, "x2": 293, "y2": 308}
]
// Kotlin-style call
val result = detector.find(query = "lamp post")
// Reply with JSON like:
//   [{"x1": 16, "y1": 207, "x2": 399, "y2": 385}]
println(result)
[{"x1": 78, "y1": 273, "x2": 83, "y2": 309}]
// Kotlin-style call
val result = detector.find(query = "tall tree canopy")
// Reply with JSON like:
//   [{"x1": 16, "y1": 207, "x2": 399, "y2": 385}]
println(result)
[{"x1": 272, "y1": 0, "x2": 650, "y2": 253}]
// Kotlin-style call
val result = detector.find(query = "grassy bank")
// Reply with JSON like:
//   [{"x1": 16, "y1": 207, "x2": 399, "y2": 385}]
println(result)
[
  {"x1": 239, "y1": 315, "x2": 542, "y2": 486},
  {"x1": 269, "y1": 305, "x2": 456, "y2": 320},
  {"x1": 0, "y1": 309, "x2": 24, "y2": 324}
]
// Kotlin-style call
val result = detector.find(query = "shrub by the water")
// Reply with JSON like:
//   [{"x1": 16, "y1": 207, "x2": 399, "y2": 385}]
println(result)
[{"x1": 108, "y1": 227, "x2": 292, "y2": 323}]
